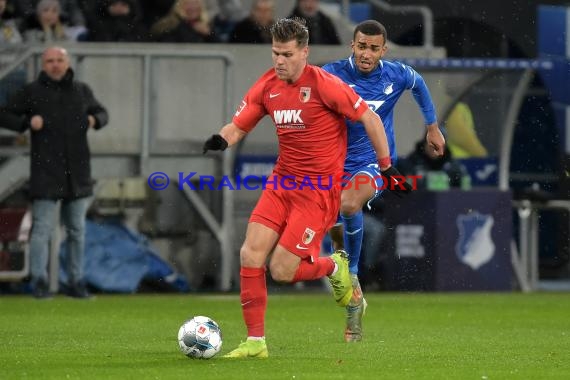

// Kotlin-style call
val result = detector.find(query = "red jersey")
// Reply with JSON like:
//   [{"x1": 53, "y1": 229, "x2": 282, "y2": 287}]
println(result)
[{"x1": 232, "y1": 64, "x2": 368, "y2": 181}]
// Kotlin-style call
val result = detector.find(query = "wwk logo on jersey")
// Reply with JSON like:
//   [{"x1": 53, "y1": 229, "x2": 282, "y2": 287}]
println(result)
[{"x1": 273, "y1": 109, "x2": 304, "y2": 125}]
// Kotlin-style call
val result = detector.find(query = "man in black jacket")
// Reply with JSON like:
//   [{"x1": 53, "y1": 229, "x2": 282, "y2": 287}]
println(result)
[
  {"x1": 229, "y1": 0, "x2": 274, "y2": 44},
  {"x1": 0, "y1": 46, "x2": 108, "y2": 298},
  {"x1": 288, "y1": 0, "x2": 340, "y2": 45}
]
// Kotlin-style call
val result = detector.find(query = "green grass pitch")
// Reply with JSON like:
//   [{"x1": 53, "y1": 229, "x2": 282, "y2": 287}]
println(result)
[{"x1": 1, "y1": 292, "x2": 569, "y2": 379}]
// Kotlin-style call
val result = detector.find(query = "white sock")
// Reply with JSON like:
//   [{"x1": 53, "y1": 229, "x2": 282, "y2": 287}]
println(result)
[
  {"x1": 247, "y1": 336, "x2": 265, "y2": 341},
  {"x1": 330, "y1": 262, "x2": 339, "y2": 276}
]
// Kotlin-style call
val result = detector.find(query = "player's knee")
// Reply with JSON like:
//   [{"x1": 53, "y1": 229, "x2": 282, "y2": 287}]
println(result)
[
  {"x1": 268, "y1": 261, "x2": 295, "y2": 283},
  {"x1": 239, "y1": 245, "x2": 261, "y2": 267},
  {"x1": 340, "y1": 198, "x2": 361, "y2": 215}
]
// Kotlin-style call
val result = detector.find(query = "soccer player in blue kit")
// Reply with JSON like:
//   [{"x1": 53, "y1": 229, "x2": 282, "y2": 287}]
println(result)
[{"x1": 322, "y1": 20, "x2": 446, "y2": 342}]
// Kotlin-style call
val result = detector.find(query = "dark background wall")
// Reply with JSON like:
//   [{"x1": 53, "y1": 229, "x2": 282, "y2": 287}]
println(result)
[{"x1": 371, "y1": 0, "x2": 569, "y2": 58}]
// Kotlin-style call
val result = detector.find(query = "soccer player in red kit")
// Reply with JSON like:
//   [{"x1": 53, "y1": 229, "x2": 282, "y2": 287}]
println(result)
[{"x1": 203, "y1": 18, "x2": 404, "y2": 358}]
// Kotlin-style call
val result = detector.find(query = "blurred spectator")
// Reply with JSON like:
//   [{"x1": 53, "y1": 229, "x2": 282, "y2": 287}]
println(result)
[
  {"x1": 397, "y1": 136, "x2": 467, "y2": 189},
  {"x1": 139, "y1": 0, "x2": 174, "y2": 29},
  {"x1": 0, "y1": 0, "x2": 26, "y2": 107},
  {"x1": 288, "y1": 0, "x2": 340, "y2": 45},
  {"x1": 210, "y1": 0, "x2": 245, "y2": 43},
  {"x1": 0, "y1": 0, "x2": 17, "y2": 18},
  {"x1": 150, "y1": 0, "x2": 218, "y2": 43},
  {"x1": 86, "y1": 0, "x2": 147, "y2": 42},
  {"x1": 0, "y1": 0, "x2": 23, "y2": 44},
  {"x1": 445, "y1": 101, "x2": 488, "y2": 158},
  {"x1": 229, "y1": 0, "x2": 273, "y2": 44},
  {"x1": 21, "y1": 0, "x2": 87, "y2": 43},
  {"x1": 13, "y1": 0, "x2": 85, "y2": 26}
]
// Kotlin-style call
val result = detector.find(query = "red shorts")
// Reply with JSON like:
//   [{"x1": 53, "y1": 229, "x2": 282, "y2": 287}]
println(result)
[{"x1": 249, "y1": 184, "x2": 341, "y2": 262}]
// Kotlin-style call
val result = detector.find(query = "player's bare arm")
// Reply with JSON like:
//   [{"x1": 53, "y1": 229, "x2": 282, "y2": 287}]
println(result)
[
  {"x1": 358, "y1": 108, "x2": 391, "y2": 169},
  {"x1": 358, "y1": 108, "x2": 412, "y2": 194},
  {"x1": 203, "y1": 122, "x2": 247, "y2": 154},
  {"x1": 219, "y1": 122, "x2": 247, "y2": 147}
]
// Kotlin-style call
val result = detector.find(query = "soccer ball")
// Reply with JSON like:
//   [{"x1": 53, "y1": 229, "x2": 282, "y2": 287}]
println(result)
[{"x1": 177, "y1": 316, "x2": 222, "y2": 359}]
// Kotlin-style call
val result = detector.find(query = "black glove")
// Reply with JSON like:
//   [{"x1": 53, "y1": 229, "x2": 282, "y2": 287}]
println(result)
[
  {"x1": 381, "y1": 166, "x2": 412, "y2": 197},
  {"x1": 203, "y1": 134, "x2": 228, "y2": 154}
]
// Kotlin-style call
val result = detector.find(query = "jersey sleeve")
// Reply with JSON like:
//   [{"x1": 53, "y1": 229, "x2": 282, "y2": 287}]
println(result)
[
  {"x1": 398, "y1": 62, "x2": 437, "y2": 125},
  {"x1": 232, "y1": 75, "x2": 267, "y2": 133},
  {"x1": 400, "y1": 62, "x2": 418, "y2": 90},
  {"x1": 318, "y1": 70, "x2": 368, "y2": 121}
]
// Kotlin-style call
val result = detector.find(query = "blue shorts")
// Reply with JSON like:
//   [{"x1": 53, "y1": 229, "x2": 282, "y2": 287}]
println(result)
[{"x1": 335, "y1": 163, "x2": 385, "y2": 224}]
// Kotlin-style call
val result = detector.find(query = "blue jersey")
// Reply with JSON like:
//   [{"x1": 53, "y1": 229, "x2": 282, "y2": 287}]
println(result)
[{"x1": 322, "y1": 56, "x2": 437, "y2": 174}]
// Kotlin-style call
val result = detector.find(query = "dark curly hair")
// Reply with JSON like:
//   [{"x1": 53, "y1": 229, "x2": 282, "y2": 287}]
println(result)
[{"x1": 353, "y1": 20, "x2": 387, "y2": 42}]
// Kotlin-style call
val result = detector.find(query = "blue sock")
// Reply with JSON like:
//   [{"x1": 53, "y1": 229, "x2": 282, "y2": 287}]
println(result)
[{"x1": 342, "y1": 211, "x2": 364, "y2": 275}]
